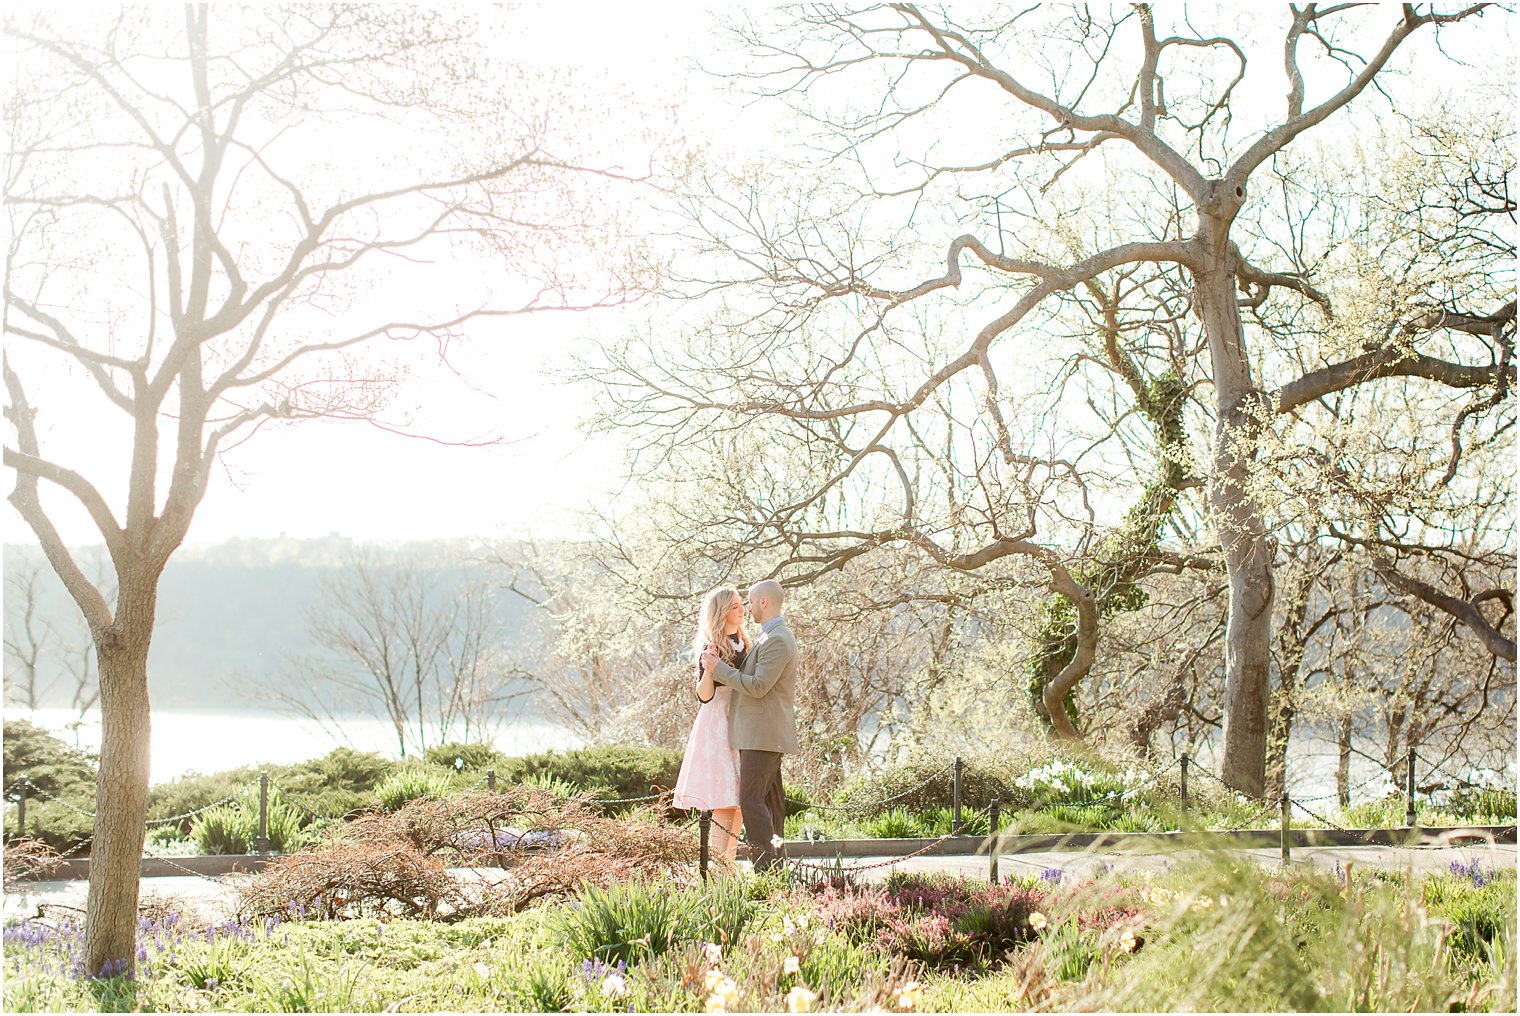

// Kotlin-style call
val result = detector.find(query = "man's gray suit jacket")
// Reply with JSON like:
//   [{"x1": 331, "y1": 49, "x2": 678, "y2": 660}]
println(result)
[{"x1": 711, "y1": 620, "x2": 799, "y2": 754}]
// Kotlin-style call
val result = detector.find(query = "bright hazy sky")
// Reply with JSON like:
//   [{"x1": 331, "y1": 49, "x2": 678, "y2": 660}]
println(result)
[
  {"x1": 3, "y1": 5, "x2": 1511, "y2": 549},
  {"x1": 4, "y1": 3, "x2": 734, "y2": 547}
]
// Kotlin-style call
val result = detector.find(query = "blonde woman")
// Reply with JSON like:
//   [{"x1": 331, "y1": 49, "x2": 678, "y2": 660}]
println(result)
[{"x1": 672, "y1": 584, "x2": 750, "y2": 858}]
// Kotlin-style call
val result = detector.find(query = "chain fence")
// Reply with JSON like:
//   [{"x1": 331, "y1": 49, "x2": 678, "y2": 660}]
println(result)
[{"x1": 7, "y1": 745, "x2": 1510, "y2": 883}]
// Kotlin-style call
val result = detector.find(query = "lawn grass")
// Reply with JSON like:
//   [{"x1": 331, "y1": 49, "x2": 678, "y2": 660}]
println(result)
[{"x1": 5, "y1": 861, "x2": 1513, "y2": 1012}]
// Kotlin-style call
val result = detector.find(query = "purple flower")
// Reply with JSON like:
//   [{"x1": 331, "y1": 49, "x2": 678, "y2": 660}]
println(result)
[{"x1": 1039, "y1": 867, "x2": 1063, "y2": 883}]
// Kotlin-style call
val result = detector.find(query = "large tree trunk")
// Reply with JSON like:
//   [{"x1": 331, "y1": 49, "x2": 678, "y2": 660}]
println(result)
[
  {"x1": 82, "y1": 577, "x2": 156, "y2": 977},
  {"x1": 1193, "y1": 221, "x2": 1275, "y2": 797}
]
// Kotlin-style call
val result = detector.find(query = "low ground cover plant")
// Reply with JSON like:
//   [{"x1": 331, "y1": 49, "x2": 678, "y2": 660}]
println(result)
[{"x1": 4, "y1": 859, "x2": 1513, "y2": 1012}]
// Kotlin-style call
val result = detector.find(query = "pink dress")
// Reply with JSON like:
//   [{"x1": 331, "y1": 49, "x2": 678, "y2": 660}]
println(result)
[{"x1": 673, "y1": 640, "x2": 745, "y2": 810}]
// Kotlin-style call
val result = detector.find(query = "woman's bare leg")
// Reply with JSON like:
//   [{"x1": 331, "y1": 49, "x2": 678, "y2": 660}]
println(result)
[{"x1": 711, "y1": 807, "x2": 742, "y2": 859}]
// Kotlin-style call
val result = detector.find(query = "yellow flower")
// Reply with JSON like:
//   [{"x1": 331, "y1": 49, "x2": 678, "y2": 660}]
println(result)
[
  {"x1": 703, "y1": 969, "x2": 724, "y2": 992},
  {"x1": 783, "y1": 955, "x2": 801, "y2": 975},
  {"x1": 704, "y1": 942, "x2": 723, "y2": 965},
  {"x1": 1190, "y1": 895, "x2": 1214, "y2": 911},
  {"x1": 1028, "y1": 911, "x2": 1048, "y2": 931},
  {"x1": 705, "y1": 994, "x2": 727, "y2": 1013},
  {"x1": 716, "y1": 977, "x2": 738, "y2": 1000},
  {"x1": 1147, "y1": 887, "x2": 1172, "y2": 906},
  {"x1": 786, "y1": 985, "x2": 819, "y2": 1013},
  {"x1": 1118, "y1": 929, "x2": 1137, "y2": 953},
  {"x1": 892, "y1": 980, "x2": 923, "y2": 1010}
]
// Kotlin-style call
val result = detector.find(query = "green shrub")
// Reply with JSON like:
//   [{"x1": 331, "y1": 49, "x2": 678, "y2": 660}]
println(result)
[
  {"x1": 422, "y1": 741, "x2": 506, "y2": 773},
  {"x1": 3, "y1": 720, "x2": 97, "y2": 850},
  {"x1": 781, "y1": 781, "x2": 813, "y2": 817},
  {"x1": 1424, "y1": 867, "x2": 1517, "y2": 962},
  {"x1": 862, "y1": 808, "x2": 929, "y2": 839},
  {"x1": 146, "y1": 767, "x2": 261, "y2": 837},
  {"x1": 548, "y1": 877, "x2": 754, "y2": 967},
  {"x1": 834, "y1": 745, "x2": 1165, "y2": 819},
  {"x1": 520, "y1": 772, "x2": 580, "y2": 799},
  {"x1": 265, "y1": 748, "x2": 396, "y2": 821},
  {"x1": 494, "y1": 746, "x2": 682, "y2": 810},
  {"x1": 1447, "y1": 785, "x2": 1518, "y2": 823},
  {"x1": 147, "y1": 747, "x2": 395, "y2": 835},
  {"x1": 375, "y1": 767, "x2": 455, "y2": 812},
  {"x1": 191, "y1": 797, "x2": 310, "y2": 854},
  {"x1": 9, "y1": 799, "x2": 93, "y2": 853},
  {"x1": 1338, "y1": 794, "x2": 1465, "y2": 828},
  {"x1": 2, "y1": 720, "x2": 97, "y2": 801}
]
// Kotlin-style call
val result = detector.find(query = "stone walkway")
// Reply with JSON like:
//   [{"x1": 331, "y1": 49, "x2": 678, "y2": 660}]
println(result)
[{"x1": 6, "y1": 839, "x2": 1512, "y2": 924}]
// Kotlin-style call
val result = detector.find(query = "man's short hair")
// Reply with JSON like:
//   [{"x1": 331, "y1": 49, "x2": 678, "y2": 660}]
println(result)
[{"x1": 748, "y1": 578, "x2": 785, "y2": 607}]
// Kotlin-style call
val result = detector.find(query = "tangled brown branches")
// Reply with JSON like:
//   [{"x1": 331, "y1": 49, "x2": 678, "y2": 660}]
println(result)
[
  {"x1": 236, "y1": 787, "x2": 713, "y2": 922},
  {"x1": 2, "y1": 838, "x2": 61, "y2": 890}
]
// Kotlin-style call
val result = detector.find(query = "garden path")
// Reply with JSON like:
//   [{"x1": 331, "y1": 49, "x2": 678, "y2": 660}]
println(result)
[{"x1": 5, "y1": 840, "x2": 1512, "y2": 925}]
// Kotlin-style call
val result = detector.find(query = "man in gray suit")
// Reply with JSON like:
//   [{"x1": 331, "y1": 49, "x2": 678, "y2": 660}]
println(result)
[{"x1": 701, "y1": 578, "x2": 797, "y2": 872}]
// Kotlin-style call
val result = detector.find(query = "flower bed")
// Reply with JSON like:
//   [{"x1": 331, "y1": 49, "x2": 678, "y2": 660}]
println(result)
[{"x1": 4, "y1": 857, "x2": 1513, "y2": 1011}]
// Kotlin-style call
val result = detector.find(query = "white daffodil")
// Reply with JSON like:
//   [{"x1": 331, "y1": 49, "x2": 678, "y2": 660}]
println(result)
[{"x1": 786, "y1": 985, "x2": 819, "y2": 1012}]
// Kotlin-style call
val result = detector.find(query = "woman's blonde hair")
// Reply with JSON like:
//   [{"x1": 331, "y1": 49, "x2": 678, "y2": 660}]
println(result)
[{"x1": 692, "y1": 584, "x2": 752, "y2": 667}]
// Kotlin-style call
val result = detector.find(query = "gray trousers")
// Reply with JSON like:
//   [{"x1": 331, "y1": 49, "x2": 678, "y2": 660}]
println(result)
[{"x1": 737, "y1": 749, "x2": 785, "y2": 871}]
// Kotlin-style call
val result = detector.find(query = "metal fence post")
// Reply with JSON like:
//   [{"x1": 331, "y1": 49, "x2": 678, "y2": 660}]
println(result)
[
  {"x1": 1279, "y1": 794, "x2": 1291, "y2": 864},
  {"x1": 988, "y1": 799, "x2": 1000, "y2": 884},
  {"x1": 16, "y1": 775, "x2": 27, "y2": 839},
  {"x1": 257, "y1": 771, "x2": 269, "y2": 853},
  {"x1": 699, "y1": 810, "x2": 711, "y2": 883},
  {"x1": 952, "y1": 756, "x2": 963, "y2": 830},
  {"x1": 1404, "y1": 747, "x2": 1417, "y2": 828},
  {"x1": 1179, "y1": 753, "x2": 1190, "y2": 817},
  {"x1": 487, "y1": 768, "x2": 497, "y2": 794}
]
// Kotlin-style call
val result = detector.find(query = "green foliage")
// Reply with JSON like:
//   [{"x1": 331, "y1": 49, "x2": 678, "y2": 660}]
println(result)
[
  {"x1": 250, "y1": 947, "x2": 377, "y2": 1012},
  {"x1": 1425, "y1": 867, "x2": 1518, "y2": 963},
  {"x1": 191, "y1": 797, "x2": 310, "y2": 855},
  {"x1": 3, "y1": 864, "x2": 1512, "y2": 1013},
  {"x1": 10, "y1": 800, "x2": 93, "y2": 853},
  {"x1": 548, "y1": 877, "x2": 754, "y2": 967},
  {"x1": 2, "y1": 720, "x2": 97, "y2": 800},
  {"x1": 861, "y1": 808, "x2": 932, "y2": 839},
  {"x1": 147, "y1": 748, "x2": 394, "y2": 836},
  {"x1": 493, "y1": 745, "x2": 682, "y2": 811},
  {"x1": 519, "y1": 771, "x2": 580, "y2": 799},
  {"x1": 1447, "y1": 785, "x2": 1518, "y2": 823},
  {"x1": 1338, "y1": 793, "x2": 1474, "y2": 828},
  {"x1": 374, "y1": 767, "x2": 455, "y2": 813},
  {"x1": 2, "y1": 721, "x2": 96, "y2": 850},
  {"x1": 422, "y1": 742, "x2": 505, "y2": 774},
  {"x1": 176, "y1": 932, "x2": 251, "y2": 991},
  {"x1": 1041, "y1": 917, "x2": 1102, "y2": 982},
  {"x1": 1063, "y1": 861, "x2": 1473, "y2": 1012}
]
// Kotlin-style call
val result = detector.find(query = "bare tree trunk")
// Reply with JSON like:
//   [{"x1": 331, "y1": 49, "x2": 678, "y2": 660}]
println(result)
[
  {"x1": 1337, "y1": 710, "x2": 1354, "y2": 809},
  {"x1": 1264, "y1": 689, "x2": 1294, "y2": 803},
  {"x1": 82, "y1": 585, "x2": 154, "y2": 977},
  {"x1": 1194, "y1": 230, "x2": 1275, "y2": 797}
]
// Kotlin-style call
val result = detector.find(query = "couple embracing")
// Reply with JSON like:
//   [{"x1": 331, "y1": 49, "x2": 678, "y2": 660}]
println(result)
[{"x1": 672, "y1": 579, "x2": 797, "y2": 872}]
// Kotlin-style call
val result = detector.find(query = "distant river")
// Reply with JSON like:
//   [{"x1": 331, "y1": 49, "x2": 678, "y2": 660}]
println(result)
[{"x1": 15, "y1": 708, "x2": 582, "y2": 785}]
